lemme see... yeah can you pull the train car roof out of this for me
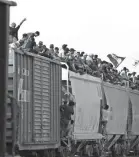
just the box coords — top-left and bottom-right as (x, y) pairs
(62, 66), (139, 94)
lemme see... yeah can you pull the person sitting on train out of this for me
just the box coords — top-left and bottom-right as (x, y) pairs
(74, 52), (85, 74)
(85, 54), (98, 76)
(81, 54), (93, 74)
(21, 35), (37, 53)
(105, 65), (113, 83)
(36, 41), (44, 52)
(9, 18), (27, 43)
(60, 47), (70, 62)
(48, 44), (55, 57)
(21, 31), (40, 53)
(34, 41), (44, 54)
(66, 48), (77, 72)
(52, 47), (61, 61)
(99, 61), (108, 81)
(20, 33), (28, 45)
(110, 68), (120, 84)
(39, 45), (50, 58)
(54, 47), (59, 57)
(91, 58), (100, 77)
(65, 48), (71, 59)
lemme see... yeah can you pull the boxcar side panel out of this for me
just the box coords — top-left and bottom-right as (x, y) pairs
(15, 52), (33, 145)
(103, 83), (129, 134)
(129, 90), (139, 135)
(12, 51), (61, 150)
(69, 72), (102, 140)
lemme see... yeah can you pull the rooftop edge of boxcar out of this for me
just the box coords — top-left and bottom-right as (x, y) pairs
(0, 0), (17, 6)
(103, 81), (139, 94)
(13, 48), (61, 66)
(67, 68), (139, 94)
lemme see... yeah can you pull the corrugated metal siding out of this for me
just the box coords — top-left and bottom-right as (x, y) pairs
(7, 48), (15, 143)
(15, 52), (33, 144)
(50, 62), (61, 143)
(33, 57), (51, 143)
(7, 49), (61, 150)
(32, 57), (61, 144)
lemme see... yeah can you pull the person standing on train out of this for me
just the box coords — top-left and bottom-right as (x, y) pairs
(132, 72), (137, 83)
(9, 18), (27, 43)
(120, 67), (129, 87)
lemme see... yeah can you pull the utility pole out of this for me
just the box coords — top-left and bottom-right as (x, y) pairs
(0, 1), (16, 156)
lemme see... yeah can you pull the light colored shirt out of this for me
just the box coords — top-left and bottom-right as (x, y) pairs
(59, 49), (65, 58)
(120, 71), (128, 80)
(86, 55), (92, 61)
(102, 109), (110, 121)
(132, 76), (136, 83)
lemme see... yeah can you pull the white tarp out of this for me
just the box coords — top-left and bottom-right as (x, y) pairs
(129, 91), (139, 135)
(69, 72), (103, 140)
(103, 84), (129, 134)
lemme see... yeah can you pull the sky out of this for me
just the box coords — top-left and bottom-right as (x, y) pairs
(10, 0), (139, 73)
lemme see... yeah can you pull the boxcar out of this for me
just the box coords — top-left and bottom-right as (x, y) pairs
(7, 48), (61, 156)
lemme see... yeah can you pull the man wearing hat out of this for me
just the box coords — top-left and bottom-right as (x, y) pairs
(37, 41), (44, 52)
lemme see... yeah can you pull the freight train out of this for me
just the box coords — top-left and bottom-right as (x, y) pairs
(6, 48), (139, 157)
